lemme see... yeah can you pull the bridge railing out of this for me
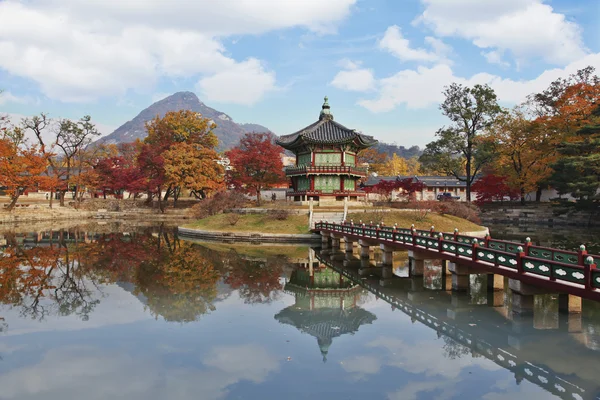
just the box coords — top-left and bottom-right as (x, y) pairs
(314, 221), (600, 292)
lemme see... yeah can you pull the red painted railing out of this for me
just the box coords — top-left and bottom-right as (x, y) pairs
(285, 165), (368, 176)
(314, 221), (600, 298)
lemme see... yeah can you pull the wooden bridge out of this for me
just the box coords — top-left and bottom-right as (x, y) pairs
(313, 221), (600, 305)
(314, 251), (600, 400)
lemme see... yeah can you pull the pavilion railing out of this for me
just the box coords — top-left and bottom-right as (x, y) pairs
(314, 221), (599, 291)
(284, 165), (368, 176)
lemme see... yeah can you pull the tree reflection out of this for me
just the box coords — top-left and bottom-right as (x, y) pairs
(223, 253), (284, 304)
(0, 232), (100, 321)
(136, 242), (220, 322)
(0, 227), (290, 324)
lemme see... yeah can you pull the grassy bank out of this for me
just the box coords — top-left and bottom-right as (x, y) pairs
(183, 213), (310, 234)
(183, 210), (484, 235)
(346, 211), (483, 233)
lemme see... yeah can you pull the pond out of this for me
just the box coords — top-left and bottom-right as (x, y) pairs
(0, 221), (599, 400)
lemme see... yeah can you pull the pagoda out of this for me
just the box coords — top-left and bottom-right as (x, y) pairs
(276, 97), (377, 203)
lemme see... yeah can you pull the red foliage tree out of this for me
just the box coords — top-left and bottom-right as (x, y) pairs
(94, 156), (146, 199)
(225, 132), (285, 205)
(471, 174), (520, 205)
(364, 177), (425, 202)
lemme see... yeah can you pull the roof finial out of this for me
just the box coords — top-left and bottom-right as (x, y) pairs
(319, 95), (333, 121)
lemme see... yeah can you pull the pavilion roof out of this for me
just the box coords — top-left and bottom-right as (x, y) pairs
(276, 96), (377, 150)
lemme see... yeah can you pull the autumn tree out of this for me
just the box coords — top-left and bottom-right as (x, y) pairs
(420, 83), (502, 201)
(358, 147), (388, 174)
(140, 110), (221, 210)
(527, 66), (600, 200)
(0, 130), (48, 210)
(54, 116), (100, 205)
(364, 177), (425, 203)
(226, 132), (285, 205)
(471, 174), (520, 206)
(378, 153), (409, 176)
(485, 107), (556, 204)
(163, 142), (224, 202)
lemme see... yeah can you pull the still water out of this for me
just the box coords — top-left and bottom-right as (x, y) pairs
(1, 221), (600, 400)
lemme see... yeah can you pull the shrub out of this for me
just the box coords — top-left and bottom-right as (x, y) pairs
(190, 190), (247, 219)
(266, 209), (290, 221)
(435, 201), (481, 224)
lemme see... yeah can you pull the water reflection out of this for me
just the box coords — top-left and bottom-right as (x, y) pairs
(1, 224), (600, 399)
(276, 258), (375, 362)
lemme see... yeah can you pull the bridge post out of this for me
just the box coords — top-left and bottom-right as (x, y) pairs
(558, 293), (583, 333)
(508, 279), (554, 315)
(558, 294), (582, 314)
(321, 232), (330, 248)
(344, 237), (355, 254)
(448, 262), (473, 292)
(329, 233), (340, 249)
(358, 239), (371, 259)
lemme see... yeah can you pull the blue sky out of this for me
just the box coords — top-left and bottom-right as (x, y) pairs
(0, 0), (599, 147)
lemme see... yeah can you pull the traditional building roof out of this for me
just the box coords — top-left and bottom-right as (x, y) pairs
(276, 96), (377, 150)
(363, 175), (471, 188)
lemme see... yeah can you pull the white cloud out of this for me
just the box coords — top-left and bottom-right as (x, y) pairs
(0, 344), (280, 400)
(415, 0), (587, 66)
(196, 58), (277, 105)
(482, 50), (510, 68)
(356, 52), (600, 112)
(0, 91), (36, 105)
(379, 25), (451, 64)
(330, 58), (376, 92)
(0, 0), (356, 103)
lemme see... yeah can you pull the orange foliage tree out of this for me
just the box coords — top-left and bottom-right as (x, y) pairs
(0, 134), (48, 210)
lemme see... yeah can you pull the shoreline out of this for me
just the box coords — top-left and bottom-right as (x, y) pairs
(177, 227), (321, 243)
(0, 208), (192, 225)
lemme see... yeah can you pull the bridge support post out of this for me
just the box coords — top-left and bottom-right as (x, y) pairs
(448, 262), (473, 292)
(558, 294), (582, 314)
(344, 238), (355, 254)
(329, 234), (340, 249)
(410, 259), (424, 276)
(487, 274), (504, 290)
(321, 233), (330, 248)
(380, 244), (394, 266)
(508, 279), (555, 315)
(358, 240), (372, 259)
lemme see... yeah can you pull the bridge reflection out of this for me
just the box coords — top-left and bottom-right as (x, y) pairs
(313, 248), (600, 400)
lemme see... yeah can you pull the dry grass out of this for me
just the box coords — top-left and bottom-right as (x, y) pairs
(183, 213), (310, 234)
(346, 211), (484, 233)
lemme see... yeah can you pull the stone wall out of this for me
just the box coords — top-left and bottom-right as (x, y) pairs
(481, 203), (599, 227)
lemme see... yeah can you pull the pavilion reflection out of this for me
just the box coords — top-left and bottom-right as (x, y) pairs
(275, 251), (376, 362)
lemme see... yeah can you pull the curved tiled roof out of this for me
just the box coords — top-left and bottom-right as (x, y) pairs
(276, 97), (377, 150)
(277, 118), (377, 149)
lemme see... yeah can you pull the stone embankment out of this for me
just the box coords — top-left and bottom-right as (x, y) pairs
(481, 203), (598, 227)
(0, 207), (192, 225)
(177, 227), (321, 243)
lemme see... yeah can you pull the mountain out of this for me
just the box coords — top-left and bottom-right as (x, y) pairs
(97, 92), (272, 150)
